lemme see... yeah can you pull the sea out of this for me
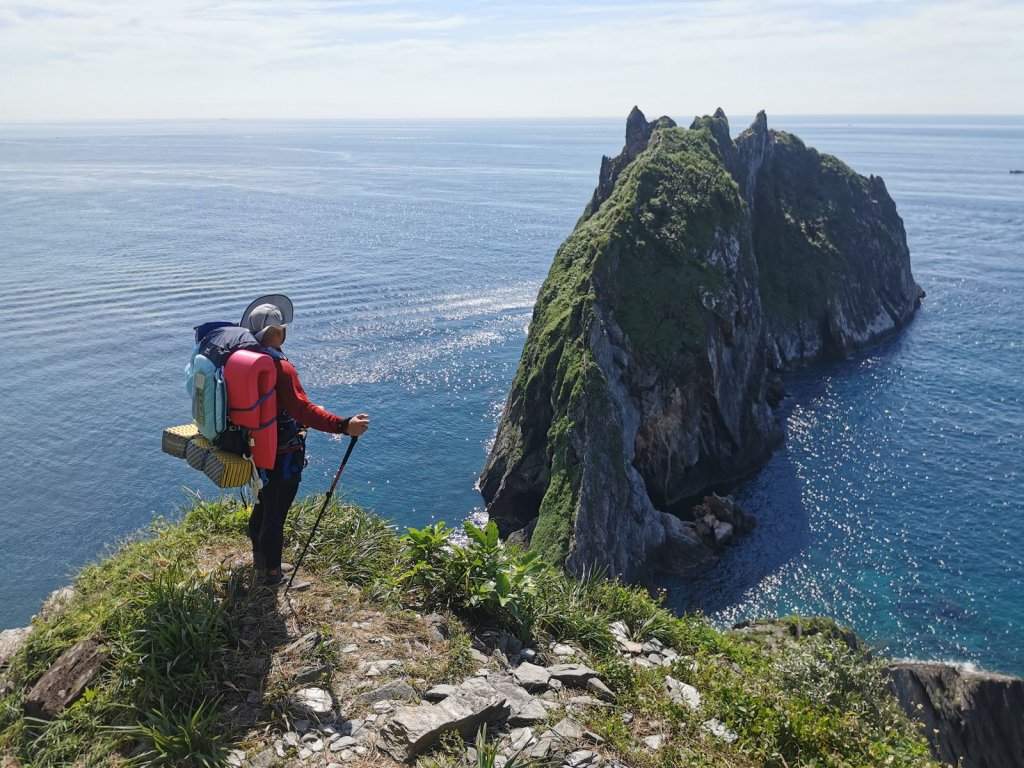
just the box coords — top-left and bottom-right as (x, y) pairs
(1, 115), (1021, 676)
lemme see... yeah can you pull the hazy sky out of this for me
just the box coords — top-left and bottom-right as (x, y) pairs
(1, 0), (1022, 120)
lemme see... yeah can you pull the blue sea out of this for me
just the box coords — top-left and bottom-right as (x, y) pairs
(2, 116), (1022, 676)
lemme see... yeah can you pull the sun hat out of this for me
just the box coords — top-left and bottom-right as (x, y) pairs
(241, 293), (294, 342)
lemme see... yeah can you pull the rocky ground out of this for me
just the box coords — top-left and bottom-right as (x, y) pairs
(2, 566), (749, 768)
(0, 498), (953, 767)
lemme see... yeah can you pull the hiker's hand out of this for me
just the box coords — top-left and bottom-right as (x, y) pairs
(347, 414), (370, 436)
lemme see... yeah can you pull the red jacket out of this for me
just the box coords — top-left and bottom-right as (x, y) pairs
(273, 358), (349, 435)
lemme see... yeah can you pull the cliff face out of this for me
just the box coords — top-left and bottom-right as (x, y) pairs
(887, 662), (1024, 768)
(480, 108), (921, 579)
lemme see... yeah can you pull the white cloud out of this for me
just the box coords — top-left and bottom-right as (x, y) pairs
(0, 0), (1020, 119)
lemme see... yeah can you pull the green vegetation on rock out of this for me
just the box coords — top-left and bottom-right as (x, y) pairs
(495, 122), (743, 566)
(752, 135), (877, 322)
(606, 126), (737, 375)
(0, 497), (937, 767)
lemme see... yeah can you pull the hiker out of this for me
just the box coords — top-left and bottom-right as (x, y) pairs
(241, 299), (370, 588)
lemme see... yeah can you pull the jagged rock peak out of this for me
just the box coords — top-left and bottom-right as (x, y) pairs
(624, 106), (652, 157)
(589, 108), (677, 215)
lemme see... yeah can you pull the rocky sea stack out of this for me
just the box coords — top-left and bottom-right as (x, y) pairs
(480, 107), (923, 580)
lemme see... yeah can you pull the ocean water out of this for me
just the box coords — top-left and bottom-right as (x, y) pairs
(2, 116), (1022, 675)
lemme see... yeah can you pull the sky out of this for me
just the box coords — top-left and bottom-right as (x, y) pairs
(1, 0), (1022, 120)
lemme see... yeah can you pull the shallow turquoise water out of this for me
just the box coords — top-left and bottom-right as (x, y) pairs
(2, 116), (1021, 674)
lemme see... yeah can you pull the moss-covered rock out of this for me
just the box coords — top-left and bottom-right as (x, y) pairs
(481, 107), (921, 578)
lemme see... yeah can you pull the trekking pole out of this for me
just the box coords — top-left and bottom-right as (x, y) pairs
(286, 435), (359, 593)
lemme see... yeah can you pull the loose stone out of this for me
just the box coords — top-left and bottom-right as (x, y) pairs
(293, 687), (333, 714)
(552, 717), (585, 741)
(512, 661), (551, 691)
(565, 749), (601, 767)
(643, 734), (663, 750)
(424, 684), (457, 702)
(329, 735), (356, 752)
(703, 718), (739, 744)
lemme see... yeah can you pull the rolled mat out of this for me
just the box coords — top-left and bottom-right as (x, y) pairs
(162, 424), (200, 459)
(203, 448), (253, 488)
(185, 434), (214, 471)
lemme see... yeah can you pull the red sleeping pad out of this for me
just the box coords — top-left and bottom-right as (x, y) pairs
(224, 349), (278, 469)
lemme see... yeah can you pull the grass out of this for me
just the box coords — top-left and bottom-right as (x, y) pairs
(0, 496), (939, 768)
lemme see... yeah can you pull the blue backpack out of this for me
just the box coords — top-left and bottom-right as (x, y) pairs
(185, 323), (263, 441)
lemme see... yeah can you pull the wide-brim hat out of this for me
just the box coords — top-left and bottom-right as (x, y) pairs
(241, 294), (294, 340)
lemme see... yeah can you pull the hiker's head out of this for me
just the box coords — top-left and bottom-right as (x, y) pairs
(245, 303), (289, 347)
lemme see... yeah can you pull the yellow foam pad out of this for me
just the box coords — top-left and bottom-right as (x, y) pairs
(185, 434), (214, 471)
(203, 449), (253, 488)
(162, 424), (200, 459)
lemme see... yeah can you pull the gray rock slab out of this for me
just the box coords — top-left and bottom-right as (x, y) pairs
(565, 749), (601, 766)
(551, 716), (585, 741)
(0, 627), (32, 668)
(423, 683), (457, 702)
(248, 748), (275, 768)
(512, 661), (551, 691)
(378, 677), (511, 762)
(291, 664), (331, 685)
(586, 677), (615, 701)
(506, 726), (535, 753)
(24, 639), (108, 719)
(702, 717), (739, 744)
(39, 587), (76, 621)
(527, 736), (555, 759)
(359, 679), (417, 705)
(547, 663), (600, 687)
(615, 637), (644, 655)
(665, 676), (701, 710)
(293, 687), (333, 715)
(490, 679), (548, 726)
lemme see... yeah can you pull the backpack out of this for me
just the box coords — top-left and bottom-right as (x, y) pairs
(185, 322), (262, 446)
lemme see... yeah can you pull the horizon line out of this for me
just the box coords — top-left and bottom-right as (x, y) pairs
(3, 112), (1024, 126)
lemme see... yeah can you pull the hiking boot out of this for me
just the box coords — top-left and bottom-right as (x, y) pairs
(253, 553), (293, 574)
(263, 571), (310, 592)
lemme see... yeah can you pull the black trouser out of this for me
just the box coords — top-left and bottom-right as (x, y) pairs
(248, 448), (305, 571)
